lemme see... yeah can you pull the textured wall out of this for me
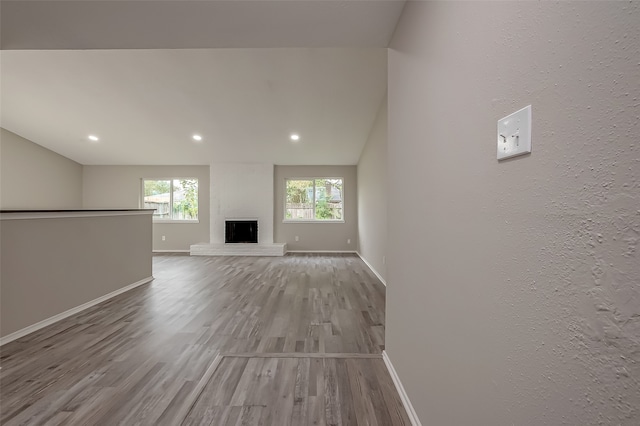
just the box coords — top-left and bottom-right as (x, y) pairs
(387, 2), (639, 425)
(274, 165), (357, 251)
(357, 99), (388, 280)
(0, 128), (82, 209)
(83, 165), (210, 251)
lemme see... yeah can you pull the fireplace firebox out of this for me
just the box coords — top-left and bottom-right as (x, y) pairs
(225, 220), (258, 244)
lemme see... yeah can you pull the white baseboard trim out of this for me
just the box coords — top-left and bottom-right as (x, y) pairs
(0, 276), (154, 346)
(382, 350), (422, 426)
(153, 250), (190, 253)
(356, 252), (387, 286)
(286, 250), (357, 254)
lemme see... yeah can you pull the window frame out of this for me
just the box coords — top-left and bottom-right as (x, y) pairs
(283, 177), (345, 223)
(141, 177), (200, 223)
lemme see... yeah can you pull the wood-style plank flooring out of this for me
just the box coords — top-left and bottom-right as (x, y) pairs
(183, 356), (408, 426)
(0, 254), (408, 425)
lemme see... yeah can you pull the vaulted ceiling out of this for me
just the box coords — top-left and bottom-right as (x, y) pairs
(0, 1), (404, 165)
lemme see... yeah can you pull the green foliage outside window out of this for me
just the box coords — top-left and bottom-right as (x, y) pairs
(143, 178), (198, 220)
(173, 179), (198, 220)
(144, 180), (170, 197)
(285, 178), (343, 221)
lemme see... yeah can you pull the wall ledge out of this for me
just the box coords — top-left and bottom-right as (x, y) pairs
(0, 209), (154, 220)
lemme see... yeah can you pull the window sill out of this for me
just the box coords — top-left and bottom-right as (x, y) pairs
(153, 219), (200, 224)
(282, 220), (345, 224)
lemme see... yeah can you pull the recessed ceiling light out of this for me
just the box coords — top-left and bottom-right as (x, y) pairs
(192, 134), (203, 141)
(290, 133), (300, 141)
(88, 135), (99, 142)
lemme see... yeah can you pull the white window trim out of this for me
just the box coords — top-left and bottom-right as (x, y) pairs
(141, 177), (200, 223)
(283, 177), (345, 223)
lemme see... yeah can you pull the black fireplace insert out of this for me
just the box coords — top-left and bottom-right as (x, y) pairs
(225, 220), (258, 243)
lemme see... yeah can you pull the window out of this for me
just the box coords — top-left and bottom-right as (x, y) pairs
(142, 178), (198, 221)
(285, 178), (343, 221)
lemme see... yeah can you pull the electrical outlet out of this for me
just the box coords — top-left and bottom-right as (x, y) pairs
(295, 235), (299, 242)
(347, 238), (351, 244)
(162, 235), (166, 241)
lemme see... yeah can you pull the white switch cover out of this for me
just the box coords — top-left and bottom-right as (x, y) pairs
(497, 105), (532, 160)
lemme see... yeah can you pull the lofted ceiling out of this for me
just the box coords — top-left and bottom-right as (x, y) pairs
(0, 0), (405, 50)
(1, 48), (387, 165)
(0, 1), (403, 166)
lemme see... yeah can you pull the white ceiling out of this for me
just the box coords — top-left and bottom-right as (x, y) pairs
(0, 1), (401, 166)
(1, 0), (405, 50)
(1, 48), (387, 165)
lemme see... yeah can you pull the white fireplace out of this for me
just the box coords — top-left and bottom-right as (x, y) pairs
(190, 163), (286, 256)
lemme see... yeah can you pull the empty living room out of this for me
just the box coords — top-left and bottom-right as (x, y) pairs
(1, 1), (639, 425)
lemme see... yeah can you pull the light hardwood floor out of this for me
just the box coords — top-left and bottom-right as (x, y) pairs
(0, 254), (409, 425)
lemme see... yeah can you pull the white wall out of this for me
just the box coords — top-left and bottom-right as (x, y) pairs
(1, 212), (152, 338)
(274, 165), (357, 251)
(83, 165), (210, 251)
(387, 2), (640, 425)
(0, 128), (82, 209)
(357, 99), (387, 281)
(210, 163), (274, 244)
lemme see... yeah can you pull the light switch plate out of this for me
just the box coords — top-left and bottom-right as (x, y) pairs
(497, 105), (532, 160)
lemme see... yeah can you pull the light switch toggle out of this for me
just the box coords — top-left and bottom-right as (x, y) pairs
(497, 105), (532, 160)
